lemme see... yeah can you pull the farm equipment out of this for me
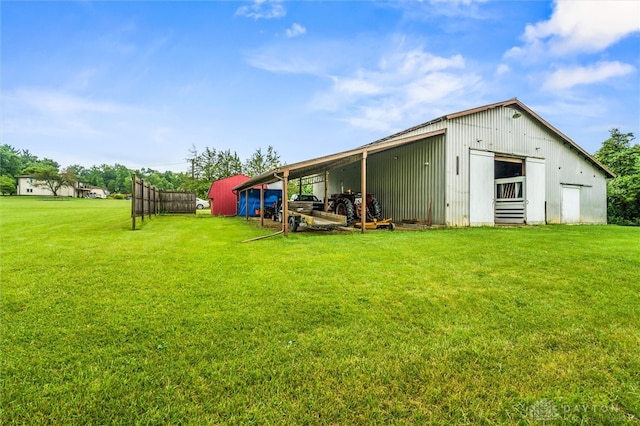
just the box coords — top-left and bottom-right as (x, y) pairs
(329, 190), (383, 226)
(287, 210), (347, 232)
(355, 217), (395, 230)
(274, 195), (348, 232)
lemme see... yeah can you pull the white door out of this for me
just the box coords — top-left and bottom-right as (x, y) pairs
(526, 158), (546, 224)
(469, 150), (495, 226)
(561, 186), (580, 224)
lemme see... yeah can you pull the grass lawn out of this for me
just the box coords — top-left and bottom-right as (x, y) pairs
(1, 196), (639, 424)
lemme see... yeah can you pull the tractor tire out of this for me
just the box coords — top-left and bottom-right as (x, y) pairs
(370, 198), (383, 220)
(335, 198), (356, 225)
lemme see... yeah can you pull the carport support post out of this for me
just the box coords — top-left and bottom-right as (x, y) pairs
(324, 171), (329, 212)
(361, 151), (367, 234)
(245, 189), (249, 221)
(283, 170), (289, 236)
(260, 185), (264, 227)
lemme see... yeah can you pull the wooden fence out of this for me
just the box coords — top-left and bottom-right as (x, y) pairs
(160, 191), (196, 214)
(131, 174), (196, 230)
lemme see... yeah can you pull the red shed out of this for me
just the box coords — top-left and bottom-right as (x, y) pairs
(207, 174), (250, 216)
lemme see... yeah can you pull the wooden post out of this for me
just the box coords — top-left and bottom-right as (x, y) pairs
(131, 174), (136, 230)
(324, 171), (329, 212)
(361, 151), (367, 234)
(283, 170), (289, 236)
(260, 185), (264, 227)
(245, 189), (249, 221)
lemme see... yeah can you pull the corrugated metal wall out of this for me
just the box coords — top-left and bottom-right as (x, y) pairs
(325, 135), (446, 224)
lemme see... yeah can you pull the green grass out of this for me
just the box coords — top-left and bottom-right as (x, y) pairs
(1, 196), (639, 425)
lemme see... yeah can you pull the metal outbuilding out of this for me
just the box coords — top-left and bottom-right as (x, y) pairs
(234, 99), (614, 235)
(207, 174), (250, 216)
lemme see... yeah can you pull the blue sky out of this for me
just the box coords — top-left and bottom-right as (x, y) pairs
(2, 0), (639, 172)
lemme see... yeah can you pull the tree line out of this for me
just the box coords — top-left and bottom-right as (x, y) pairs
(594, 129), (640, 225)
(0, 144), (282, 199)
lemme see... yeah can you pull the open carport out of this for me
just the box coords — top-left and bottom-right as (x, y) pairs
(233, 129), (446, 236)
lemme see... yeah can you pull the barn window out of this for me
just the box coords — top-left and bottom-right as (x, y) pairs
(494, 157), (523, 178)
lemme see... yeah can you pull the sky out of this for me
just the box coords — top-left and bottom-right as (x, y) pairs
(2, 0), (639, 173)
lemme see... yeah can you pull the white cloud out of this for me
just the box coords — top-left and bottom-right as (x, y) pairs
(332, 74), (383, 96)
(495, 64), (510, 76)
(315, 48), (479, 131)
(286, 23), (306, 38)
(543, 61), (636, 91)
(246, 36), (482, 131)
(236, 0), (285, 20)
(7, 88), (132, 116)
(394, 50), (465, 74)
(2, 88), (148, 143)
(245, 40), (349, 74)
(507, 0), (640, 58)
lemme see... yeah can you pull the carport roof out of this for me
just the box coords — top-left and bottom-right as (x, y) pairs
(233, 128), (447, 191)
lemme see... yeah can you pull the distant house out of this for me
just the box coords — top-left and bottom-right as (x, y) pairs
(87, 187), (108, 199)
(16, 175), (105, 198)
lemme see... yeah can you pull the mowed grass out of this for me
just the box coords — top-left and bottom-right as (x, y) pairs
(1, 197), (639, 425)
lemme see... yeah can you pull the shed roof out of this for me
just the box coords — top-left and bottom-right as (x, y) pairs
(234, 128), (446, 191)
(234, 98), (614, 192)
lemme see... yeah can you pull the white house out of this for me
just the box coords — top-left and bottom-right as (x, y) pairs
(16, 175), (105, 198)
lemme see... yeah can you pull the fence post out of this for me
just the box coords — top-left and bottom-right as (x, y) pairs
(131, 174), (136, 230)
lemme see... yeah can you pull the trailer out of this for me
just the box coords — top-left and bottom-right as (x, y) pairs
(287, 209), (347, 232)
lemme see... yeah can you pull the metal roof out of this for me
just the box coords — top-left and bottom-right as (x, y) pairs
(234, 98), (614, 192)
(362, 98), (614, 178)
(233, 128), (447, 191)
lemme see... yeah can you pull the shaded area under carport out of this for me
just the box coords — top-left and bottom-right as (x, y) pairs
(233, 128), (446, 236)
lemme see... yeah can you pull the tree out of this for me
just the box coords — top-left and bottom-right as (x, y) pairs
(0, 144), (24, 178)
(594, 129), (640, 225)
(0, 175), (17, 195)
(215, 149), (243, 179)
(594, 129), (640, 176)
(244, 145), (281, 177)
(24, 166), (76, 196)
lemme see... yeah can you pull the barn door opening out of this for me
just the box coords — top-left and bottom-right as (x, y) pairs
(494, 157), (525, 224)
